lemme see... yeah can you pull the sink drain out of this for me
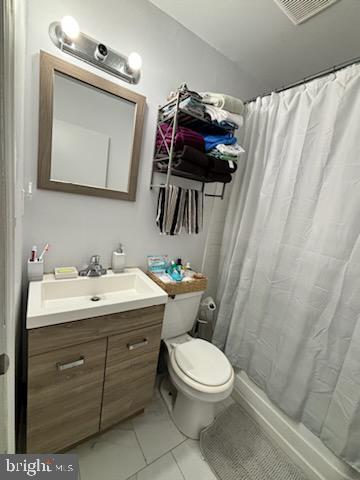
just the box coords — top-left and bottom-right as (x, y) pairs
(90, 295), (101, 302)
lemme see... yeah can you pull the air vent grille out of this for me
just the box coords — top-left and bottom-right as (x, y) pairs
(273, 0), (339, 25)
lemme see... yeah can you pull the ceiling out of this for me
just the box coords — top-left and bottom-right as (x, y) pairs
(149, 0), (360, 97)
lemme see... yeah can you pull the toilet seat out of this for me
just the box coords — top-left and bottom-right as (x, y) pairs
(169, 338), (234, 394)
(174, 339), (233, 387)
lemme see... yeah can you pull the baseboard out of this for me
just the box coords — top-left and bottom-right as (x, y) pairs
(232, 372), (359, 480)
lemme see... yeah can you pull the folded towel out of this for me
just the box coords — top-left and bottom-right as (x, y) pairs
(172, 159), (206, 177)
(204, 104), (244, 129)
(203, 133), (237, 152)
(156, 159), (206, 178)
(156, 145), (210, 177)
(218, 120), (239, 130)
(156, 145), (209, 177)
(181, 145), (209, 169)
(167, 83), (203, 102)
(209, 157), (238, 174)
(162, 95), (206, 121)
(200, 92), (244, 115)
(216, 143), (245, 156)
(209, 151), (240, 162)
(206, 171), (233, 183)
(156, 123), (205, 154)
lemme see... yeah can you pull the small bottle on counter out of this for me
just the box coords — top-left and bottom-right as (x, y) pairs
(184, 262), (195, 278)
(112, 243), (126, 273)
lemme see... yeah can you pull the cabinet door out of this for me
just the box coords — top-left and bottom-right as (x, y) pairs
(27, 338), (106, 453)
(101, 324), (162, 430)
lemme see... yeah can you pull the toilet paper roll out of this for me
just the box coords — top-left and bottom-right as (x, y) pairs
(201, 296), (216, 311)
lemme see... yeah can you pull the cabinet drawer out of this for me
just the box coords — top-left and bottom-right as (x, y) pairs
(27, 338), (106, 453)
(28, 305), (164, 356)
(101, 324), (162, 430)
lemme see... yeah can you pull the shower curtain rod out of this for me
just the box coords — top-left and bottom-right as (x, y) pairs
(245, 54), (360, 104)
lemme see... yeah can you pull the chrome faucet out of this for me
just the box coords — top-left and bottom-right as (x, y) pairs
(79, 255), (107, 277)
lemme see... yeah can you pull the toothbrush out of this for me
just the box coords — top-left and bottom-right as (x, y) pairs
(30, 246), (37, 262)
(39, 243), (49, 261)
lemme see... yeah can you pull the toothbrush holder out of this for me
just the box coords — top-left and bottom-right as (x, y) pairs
(27, 259), (44, 282)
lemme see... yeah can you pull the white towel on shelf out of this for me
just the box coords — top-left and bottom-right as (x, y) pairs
(200, 92), (244, 115)
(216, 143), (245, 157)
(204, 104), (244, 129)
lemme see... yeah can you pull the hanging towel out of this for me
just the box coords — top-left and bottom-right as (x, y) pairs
(156, 185), (186, 235)
(204, 104), (244, 129)
(156, 123), (205, 155)
(183, 188), (203, 234)
(156, 186), (203, 235)
(200, 92), (244, 115)
(203, 133), (237, 152)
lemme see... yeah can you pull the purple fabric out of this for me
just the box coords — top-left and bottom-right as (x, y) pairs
(156, 123), (205, 154)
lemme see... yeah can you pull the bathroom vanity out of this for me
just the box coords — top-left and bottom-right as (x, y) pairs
(25, 269), (167, 453)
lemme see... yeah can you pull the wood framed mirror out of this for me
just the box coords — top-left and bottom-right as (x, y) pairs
(38, 51), (146, 201)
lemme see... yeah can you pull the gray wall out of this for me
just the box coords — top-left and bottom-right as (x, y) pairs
(23, 0), (256, 273)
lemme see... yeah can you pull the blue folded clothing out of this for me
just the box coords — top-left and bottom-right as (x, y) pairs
(203, 133), (237, 152)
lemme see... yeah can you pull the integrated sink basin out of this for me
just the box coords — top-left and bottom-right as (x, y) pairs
(27, 267), (168, 329)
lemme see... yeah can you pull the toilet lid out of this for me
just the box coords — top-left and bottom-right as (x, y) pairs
(173, 339), (232, 387)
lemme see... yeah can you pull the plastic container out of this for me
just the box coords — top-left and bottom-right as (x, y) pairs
(112, 251), (126, 273)
(27, 259), (44, 282)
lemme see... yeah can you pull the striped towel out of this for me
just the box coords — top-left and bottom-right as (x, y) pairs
(156, 186), (203, 235)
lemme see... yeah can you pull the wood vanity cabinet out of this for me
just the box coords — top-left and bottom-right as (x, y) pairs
(26, 305), (165, 453)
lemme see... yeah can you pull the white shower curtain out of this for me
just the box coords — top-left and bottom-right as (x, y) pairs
(213, 64), (360, 471)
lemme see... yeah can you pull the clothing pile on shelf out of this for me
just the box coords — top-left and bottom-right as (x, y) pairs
(198, 91), (245, 166)
(162, 91), (206, 121)
(164, 84), (244, 130)
(155, 123), (205, 156)
(207, 142), (244, 176)
(156, 185), (203, 235)
(202, 132), (236, 152)
(156, 145), (207, 177)
(155, 85), (245, 183)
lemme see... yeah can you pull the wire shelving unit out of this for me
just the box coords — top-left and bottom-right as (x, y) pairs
(150, 89), (237, 200)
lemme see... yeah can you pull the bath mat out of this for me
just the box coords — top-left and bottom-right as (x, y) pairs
(200, 404), (308, 480)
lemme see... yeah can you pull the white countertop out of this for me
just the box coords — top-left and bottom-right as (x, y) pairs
(26, 268), (168, 329)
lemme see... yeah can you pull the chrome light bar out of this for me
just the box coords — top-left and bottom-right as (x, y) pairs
(49, 19), (142, 84)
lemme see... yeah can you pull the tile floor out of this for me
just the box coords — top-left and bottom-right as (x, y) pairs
(70, 385), (234, 480)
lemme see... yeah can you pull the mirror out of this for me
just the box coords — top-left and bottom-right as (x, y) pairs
(38, 51), (146, 201)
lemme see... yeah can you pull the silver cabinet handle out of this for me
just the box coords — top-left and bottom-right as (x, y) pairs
(127, 339), (148, 351)
(56, 356), (85, 371)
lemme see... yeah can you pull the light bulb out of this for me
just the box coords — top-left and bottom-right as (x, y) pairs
(60, 16), (80, 40)
(127, 52), (142, 71)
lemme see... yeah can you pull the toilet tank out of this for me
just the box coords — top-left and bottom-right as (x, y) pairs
(161, 291), (204, 339)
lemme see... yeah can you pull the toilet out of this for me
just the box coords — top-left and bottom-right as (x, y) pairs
(160, 291), (234, 439)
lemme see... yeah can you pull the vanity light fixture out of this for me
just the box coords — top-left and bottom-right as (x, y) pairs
(49, 16), (142, 84)
(60, 16), (80, 41)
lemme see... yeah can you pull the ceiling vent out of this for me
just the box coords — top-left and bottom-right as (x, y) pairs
(273, 0), (339, 25)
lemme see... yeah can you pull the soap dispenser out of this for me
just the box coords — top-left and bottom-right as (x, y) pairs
(112, 243), (126, 273)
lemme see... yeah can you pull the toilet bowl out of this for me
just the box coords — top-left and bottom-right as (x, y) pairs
(161, 333), (234, 439)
